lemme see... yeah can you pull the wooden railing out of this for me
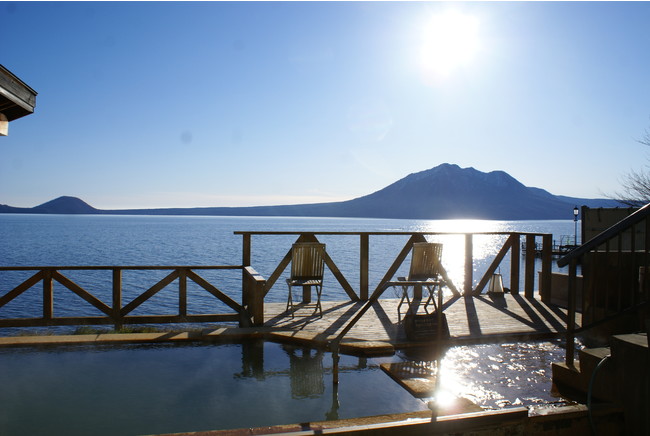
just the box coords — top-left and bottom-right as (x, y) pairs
(236, 231), (554, 308)
(558, 203), (650, 365)
(0, 265), (258, 329)
(0, 231), (556, 331)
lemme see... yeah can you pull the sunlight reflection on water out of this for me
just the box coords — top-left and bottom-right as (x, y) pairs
(401, 340), (570, 410)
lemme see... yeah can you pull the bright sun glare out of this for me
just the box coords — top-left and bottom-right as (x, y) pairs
(420, 10), (480, 81)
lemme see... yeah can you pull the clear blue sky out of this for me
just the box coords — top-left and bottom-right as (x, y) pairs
(2, 1), (650, 209)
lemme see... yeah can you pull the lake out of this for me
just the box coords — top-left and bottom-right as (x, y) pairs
(0, 214), (577, 322)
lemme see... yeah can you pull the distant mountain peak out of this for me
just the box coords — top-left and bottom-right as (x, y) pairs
(390, 163), (526, 193)
(33, 196), (97, 214)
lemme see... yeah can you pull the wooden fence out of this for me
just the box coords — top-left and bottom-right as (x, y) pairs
(0, 265), (258, 329)
(237, 231), (554, 319)
(0, 231), (555, 330)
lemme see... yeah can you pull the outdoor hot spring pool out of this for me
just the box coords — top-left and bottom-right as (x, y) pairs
(0, 339), (570, 435)
(0, 340), (427, 435)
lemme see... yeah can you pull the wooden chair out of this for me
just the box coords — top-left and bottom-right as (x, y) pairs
(286, 242), (326, 318)
(388, 242), (443, 320)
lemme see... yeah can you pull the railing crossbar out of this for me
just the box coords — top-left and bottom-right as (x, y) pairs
(0, 266), (246, 329)
(53, 271), (113, 317)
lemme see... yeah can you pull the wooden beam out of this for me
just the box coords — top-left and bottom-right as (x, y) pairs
(179, 268), (187, 317)
(321, 247), (359, 301)
(243, 266), (266, 326)
(524, 234), (536, 298)
(120, 270), (180, 316)
(565, 259), (578, 366)
(113, 268), (122, 330)
(43, 270), (53, 320)
(360, 234), (369, 300)
(372, 235), (420, 297)
(510, 234), (520, 294)
(0, 65), (37, 121)
(464, 234), (473, 295)
(541, 234), (552, 302)
(0, 270), (43, 308)
(186, 269), (242, 313)
(53, 271), (113, 316)
(264, 247), (292, 297)
(474, 235), (514, 295)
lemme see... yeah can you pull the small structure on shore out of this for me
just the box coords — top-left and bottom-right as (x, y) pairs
(0, 64), (37, 136)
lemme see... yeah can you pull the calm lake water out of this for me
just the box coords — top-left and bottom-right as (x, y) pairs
(0, 214), (576, 319)
(0, 214), (575, 433)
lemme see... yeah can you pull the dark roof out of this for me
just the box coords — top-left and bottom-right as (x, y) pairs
(0, 64), (37, 121)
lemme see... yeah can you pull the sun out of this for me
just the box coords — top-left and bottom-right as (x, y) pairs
(420, 10), (480, 81)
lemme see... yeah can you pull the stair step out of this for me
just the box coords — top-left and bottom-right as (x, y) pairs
(579, 347), (611, 363)
(551, 347), (616, 403)
(578, 347), (613, 381)
(551, 362), (586, 401)
(611, 333), (648, 352)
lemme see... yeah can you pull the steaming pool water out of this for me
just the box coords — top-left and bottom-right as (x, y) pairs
(0, 339), (571, 436)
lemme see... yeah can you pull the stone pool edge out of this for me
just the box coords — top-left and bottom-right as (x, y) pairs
(154, 404), (625, 436)
(0, 327), (396, 357)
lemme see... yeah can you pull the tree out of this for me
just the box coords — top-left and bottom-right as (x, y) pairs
(614, 127), (650, 207)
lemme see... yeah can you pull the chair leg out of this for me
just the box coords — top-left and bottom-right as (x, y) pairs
(286, 283), (294, 318)
(398, 285), (412, 321)
(423, 284), (437, 314)
(314, 284), (323, 318)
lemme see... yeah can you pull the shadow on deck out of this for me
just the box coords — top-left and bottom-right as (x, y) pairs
(263, 294), (581, 348)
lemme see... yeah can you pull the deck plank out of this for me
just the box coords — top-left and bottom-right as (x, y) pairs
(263, 294), (581, 347)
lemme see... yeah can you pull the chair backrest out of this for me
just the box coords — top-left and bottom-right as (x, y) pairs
(291, 243), (326, 280)
(408, 242), (443, 281)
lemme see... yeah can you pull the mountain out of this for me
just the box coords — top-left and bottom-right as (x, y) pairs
(0, 164), (621, 220)
(0, 196), (98, 214)
(319, 164), (619, 220)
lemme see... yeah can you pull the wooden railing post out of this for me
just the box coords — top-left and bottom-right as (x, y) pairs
(244, 266), (266, 326)
(242, 233), (251, 266)
(510, 234), (520, 295)
(242, 233), (253, 316)
(464, 234), (473, 295)
(113, 268), (123, 330)
(566, 259), (578, 366)
(179, 268), (187, 318)
(360, 234), (369, 300)
(43, 269), (53, 321)
(253, 273), (265, 326)
(541, 234), (552, 302)
(524, 234), (536, 298)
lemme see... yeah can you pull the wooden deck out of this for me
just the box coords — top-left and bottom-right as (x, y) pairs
(263, 294), (581, 348)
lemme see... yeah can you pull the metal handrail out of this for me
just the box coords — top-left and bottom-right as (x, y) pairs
(557, 202), (650, 267)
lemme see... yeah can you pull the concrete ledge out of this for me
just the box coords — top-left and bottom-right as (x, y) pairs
(0, 331), (202, 347)
(267, 330), (335, 348)
(202, 327), (267, 342)
(339, 339), (394, 357)
(0, 329), (395, 357)
(159, 404), (625, 436)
